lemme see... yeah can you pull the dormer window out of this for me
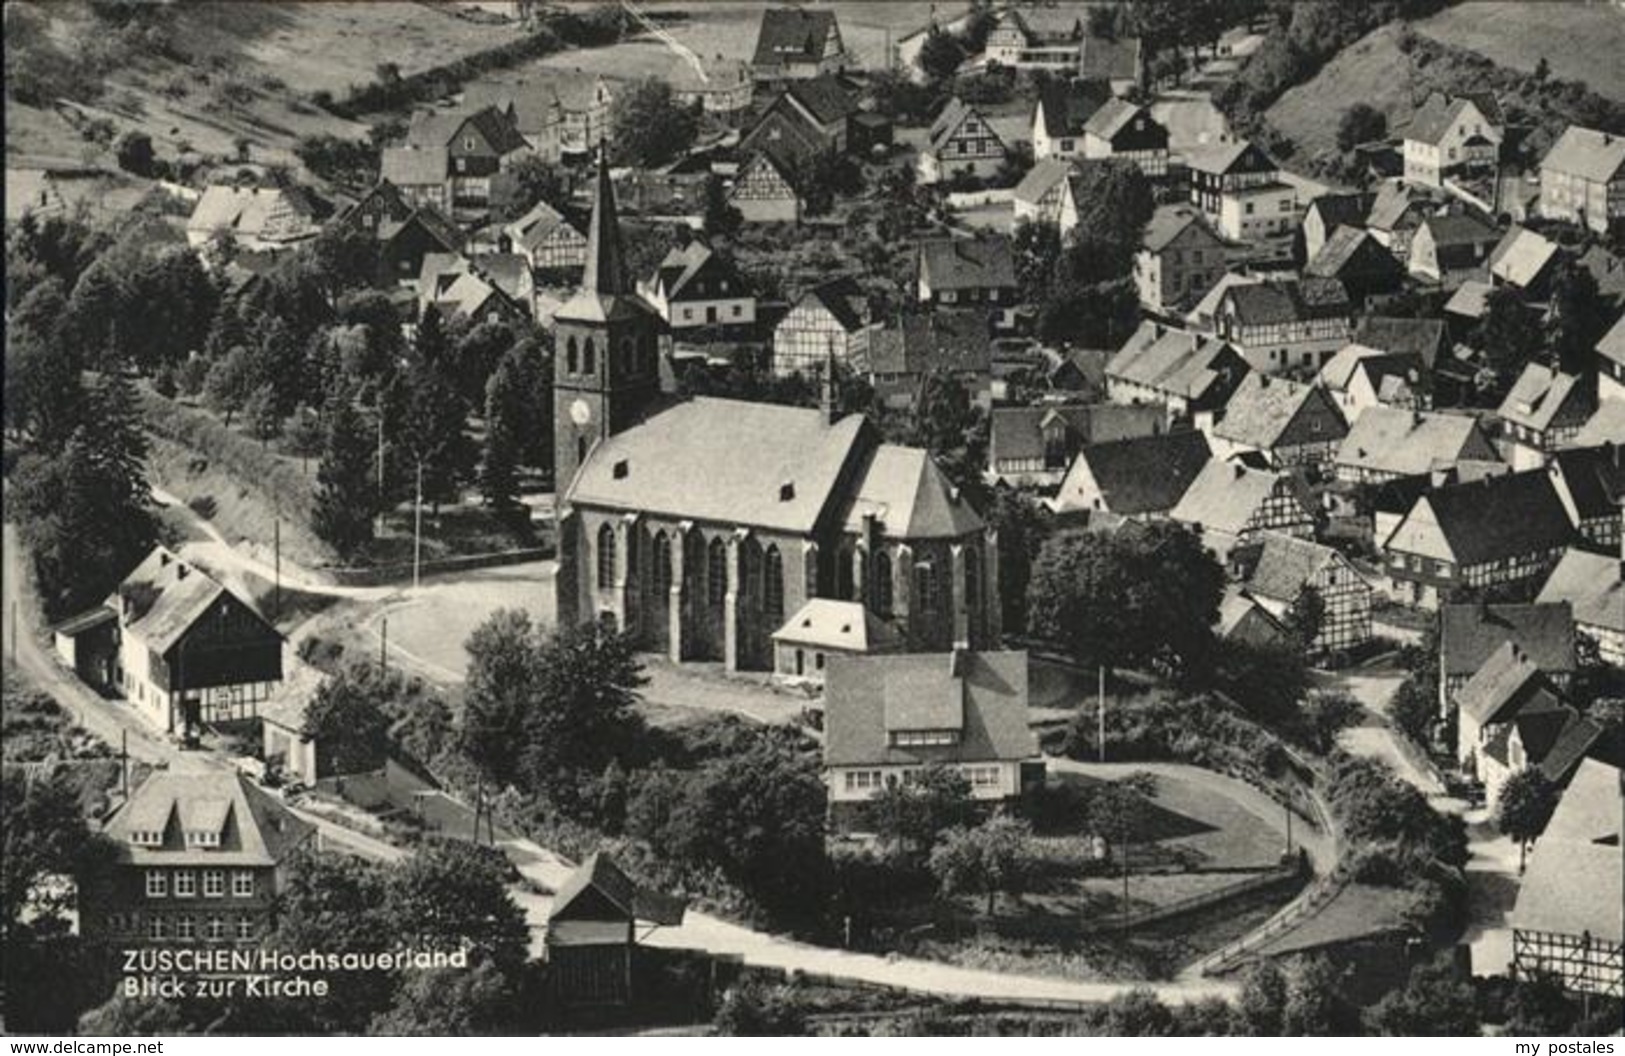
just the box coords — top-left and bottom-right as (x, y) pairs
(186, 829), (221, 848)
(890, 729), (960, 747)
(131, 830), (162, 847)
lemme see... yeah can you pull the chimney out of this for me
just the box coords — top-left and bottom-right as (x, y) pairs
(176, 564), (189, 581)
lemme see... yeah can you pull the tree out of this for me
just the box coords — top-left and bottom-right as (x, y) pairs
(1299, 691), (1362, 755)
(1281, 955), (1356, 1035)
(609, 76), (698, 168)
(1284, 584), (1325, 650)
(245, 383), (281, 446)
(1495, 767), (1559, 872)
(203, 346), (257, 426)
(3, 328), (83, 446)
(1364, 956), (1480, 1036)
(1235, 959), (1287, 1036)
(702, 173), (742, 239)
(480, 360), (522, 509)
(919, 26), (967, 81)
(285, 402), (325, 472)
(1335, 103), (1387, 152)
(867, 763), (975, 858)
(1013, 219), (1064, 305)
(983, 487), (1052, 634)
(1027, 523), (1223, 678)
(928, 815), (1032, 914)
(454, 321), (517, 408)
(1544, 259), (1606, 376)
(714, 982), (809, 1037)
(1390, 673), (1438, 749)
(270, 851), (401, 1032)
(1065, 160), (1155, 283)
(311, 386), (375, 560)
(398, 307), (474, 512)
(1504, 970), (1579, 1035)
(491, 154), (566, 224)
(385, 840), (529, 973)
(1477, 285), (1541, 393)
(115, 130), (156, 176)
(302, 665), (395, 776)
(369, 962), (515, 1035)
(60, 258), (123, 367)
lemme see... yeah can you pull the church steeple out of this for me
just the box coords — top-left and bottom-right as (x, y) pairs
(581, 151), (629, 296)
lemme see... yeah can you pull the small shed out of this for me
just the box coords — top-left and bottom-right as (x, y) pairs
(771, 598), (902, 683)
(546, 853), (686, 1008)
(51, 606), (118, 691)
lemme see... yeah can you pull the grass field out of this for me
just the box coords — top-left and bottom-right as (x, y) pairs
(1267, 23), (1417, 159)
(1412, 1), (1625, 103)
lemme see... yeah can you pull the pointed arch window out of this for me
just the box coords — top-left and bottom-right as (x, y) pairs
(915, 562), (937, 615)
(763, 545), (784, 622)
(964, 546), (980, 611)
(582, 337), (596, 375)
(652, 531), (672, 593)
(872, 549), (893, 617)
(836, 544), (855, 601)
(707, 537), (728, 614)
(566, 336), (580, 373)
(596, 523), (616, 589)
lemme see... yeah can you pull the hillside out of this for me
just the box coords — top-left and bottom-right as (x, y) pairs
(5, 2), (526, 173)
(1266, 24), (1419, 160)
(1412, 1), (1625, 104)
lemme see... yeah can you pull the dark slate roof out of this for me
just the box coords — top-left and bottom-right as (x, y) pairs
(866, 310), (993, 376)
(1534, 713), (1604, 784)
(1306, 191), (1374, 231)
(1214, 374), (1345, 450)
(1036, 79), (1113, 138)
(798, 275), (869, 332)
(1105, 322), (1246, 401)
(1073, 430), (1213, 516)
(53, 605), (117, 638)
(754, 7), (838, 68)
(919, 234), (1017, 292)
(1353, 315), (1447, 369)
(549, 852), (686, 927)
(1440, 601), (1578, 679)
(988, 403), (1162, 465)
(1550, 443), (1625, 523)
(1420, 470), (1578, 567)
(1246, 532), (1344, 604)
(1142, 203), (1222, 253)
(1079, 34), (1141, 82)
(112, 547), (245, 657)
(1305, 225), (1402, 283)
(1222, 278), (1350, 326)
(1405, 91), (1501, 147)
(784, 73), (857, 126)
(380, 146), (448, 187)
(823, 650), (1038, 768)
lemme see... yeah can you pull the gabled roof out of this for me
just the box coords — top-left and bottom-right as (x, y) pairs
(186, 185), (321, 242)
(1142, 203), (1223, 253)
(1036, 80), (1113, 138)
(993, 7), (1081, 43)
(1246, 531), (1349, 604)
(1169, 461), (1302, 538)
(1367, 181), (1433, 232)
(1512, 756), (1624, 943)
(462, 80), (563, 138)
(1595, 312), (1625, 370)
(1488, 226), (1560, 289)
(989, 403), (1163, 466)
(929, 97), (995, 153)
(1405, 91), (1501, 148)
(1499, 364), (1589, 432)
(783, 74), (857, 127)
(103, 770), (314, 868)
(1079, 34), (1141, 82)
(792, 275), (869, 332)
(649, 239), (739, 301)
(1420, 211), (1500, 248)
(1221, 278), (1351, 327)
(1067, 430), (1213, 516)
(1105, 322), (1246, 400)
(1413, 470), (1577, 568)
(1440, 601), (1577, 679)
(1335, 407), (1496, 478)
(1319, 343), (1419, 392)
(772, 598), (902, 653)
(380, 146), (449, 187)
(754, 7), (839, 67)
(823, 651), (1038, 768)
(1572, 399), (1625, 447)
(506, 198), (583, 253)
(1082, 98), (1150, 140)
(1538, 548), (1625, 635)
(866, 310), (992, 376)
(408, 105), (527, 155)
(1444, 279), (1494, 319)
(1013, 156), (1073, 205)
(1305, 225), (1401, 282)
(1539, 124), (1625, 184)
(1185, 139), (1269, 177)
(112, 547), (243, 657)
(1304, 191), (1374, 231)
(1217, 585), (1288, 645)
(1214, 374), (1345, 450)
(919, 234), (1017, 292)
(1549, 442), (1625, 523)
(1458, 641), (1555, 726)
(548, 852), (686, 927)
(1353, 315), (1447, 369)
(845, 444), (986, 540)
(731, 150), (801, 201)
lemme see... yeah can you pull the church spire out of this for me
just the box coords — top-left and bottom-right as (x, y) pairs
(581, 151), (629, 295)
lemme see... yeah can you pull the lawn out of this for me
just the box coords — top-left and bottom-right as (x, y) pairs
(1266, 23), (1417, 160)
(1412, 1), (1625, 103)
(370, 561), (556, 681)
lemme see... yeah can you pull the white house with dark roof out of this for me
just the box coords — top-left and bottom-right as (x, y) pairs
(729, 151), (802, 224)
(1332, 406), (1499, 484)
(773, 275), (875, 377)
(1383, 470), (1579, 609)
(986, 403), (1163, 488)
(1212, 277), (1354, 373)
(1052, 429), (1213, 520)
(1012, 157), (1080, 232)
(822, 650), (1041, 824)
(771, 598), (902, 683)
(1438, 601), (1578, 718)
(1401, 91), (1502, 190)
(917, 234), (1018, 322)
(1243, 531), (1373, 653)
(1031, 79), (1113, 161)
(919, 97), (1007, 185)
(1407, 212), (1499, 288)
(1134, 203), (1231, 315)
(751, 6), (846, 81)
(1548, 443), (1625, 553)
(505, 198), (586, 273)
(185, 185), (323, 254)
(84, 770), (314, 948)
(1319, 343), (1432, 416)
(1497, 364), (1595, 469)
(1597, 313), (1625, 403)
(102, 547), (282, 736)
(1489, 226), (1564, 297)
(1208, 372), (1349, 470)
(1187, 140), (1296, 242)
(1511, 757), (1623, 996)
(637, 239), (754, 330)
(1538, 548), (1625, 668)
(1538, 124), (1625, 234)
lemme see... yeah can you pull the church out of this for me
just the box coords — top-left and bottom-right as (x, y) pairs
(551, 158), (1002, 671)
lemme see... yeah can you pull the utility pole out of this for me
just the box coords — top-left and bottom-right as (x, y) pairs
(121, 730), (129, 796)
(273, 519), (282, 621)
(379, 616), (388, 672)
(1098, 665), (1106, 763)
(413, 459), (424, 590)
(9, 600), (16, 665)
(1286, 803), (1294, 857)
(376, 403), (386, 538)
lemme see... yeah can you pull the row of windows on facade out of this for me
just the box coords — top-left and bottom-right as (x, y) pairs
(594, 526), (977, 620)
(145, 868), (256, 899)
(110, 913), (258, 941)
(562, 332), (657, 376)
(842, 764), (1001, 791)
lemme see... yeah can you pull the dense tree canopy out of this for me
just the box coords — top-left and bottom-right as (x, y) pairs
(609, 77), (699, 168)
